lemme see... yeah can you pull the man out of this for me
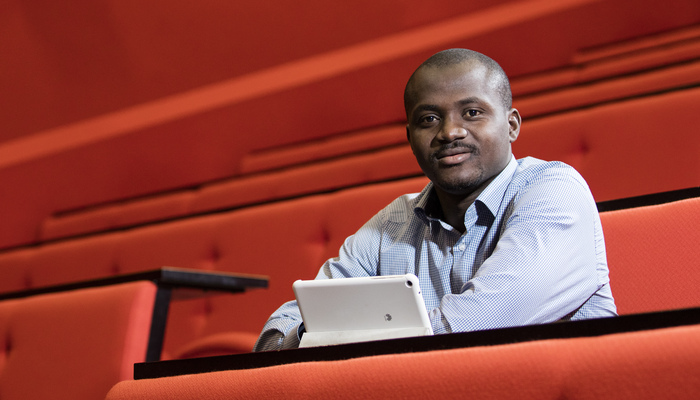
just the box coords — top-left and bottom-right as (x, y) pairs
(254, 48), (617, 351)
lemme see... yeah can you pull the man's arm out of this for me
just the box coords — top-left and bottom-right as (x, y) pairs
(253, 209), (386, 351)
(253, 300), (306, 351)
(430, 165), (615, 334)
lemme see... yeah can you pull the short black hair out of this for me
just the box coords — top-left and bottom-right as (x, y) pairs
(404, 48), (512, 115)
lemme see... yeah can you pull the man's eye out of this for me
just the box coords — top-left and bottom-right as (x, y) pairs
(421, 115), (438, 124)
(465, 109), (480, 117)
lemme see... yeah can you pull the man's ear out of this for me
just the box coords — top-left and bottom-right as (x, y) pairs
(507, 108), (521, 143)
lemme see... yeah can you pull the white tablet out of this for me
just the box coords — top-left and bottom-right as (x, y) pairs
(292, 274), (434, 347)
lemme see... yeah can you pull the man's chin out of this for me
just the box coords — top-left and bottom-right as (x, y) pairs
(432, 177), (482, 196)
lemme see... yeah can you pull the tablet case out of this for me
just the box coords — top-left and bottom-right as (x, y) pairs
(293, 274), (434, 347)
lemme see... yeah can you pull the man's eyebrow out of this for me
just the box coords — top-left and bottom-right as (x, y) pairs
(457, 97), (483, 106)
(412, 104), (441, 114)
(410, 97), (488, 118)
(413, 97), (484, 112)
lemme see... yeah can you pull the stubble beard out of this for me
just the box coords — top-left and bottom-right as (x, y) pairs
(425, 144), (486, 196)
(432, 165), (486, 196)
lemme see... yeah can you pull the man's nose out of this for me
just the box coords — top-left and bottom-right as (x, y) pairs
(437, 116), (468, 142)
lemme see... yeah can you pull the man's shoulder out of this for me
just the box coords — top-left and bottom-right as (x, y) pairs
(513, 157), (588, 187)
(515, 156), (576, 173)
(509, 157), (595, 206)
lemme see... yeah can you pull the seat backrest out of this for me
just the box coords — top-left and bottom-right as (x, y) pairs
(0, 282), (156, 400)
(600, 195), (700, 315)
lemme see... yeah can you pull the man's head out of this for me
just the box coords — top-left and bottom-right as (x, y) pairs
(404, 48), (521, 200)
(405, 48), (512, 113)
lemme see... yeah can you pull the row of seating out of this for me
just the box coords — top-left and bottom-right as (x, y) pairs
(7, 24), (692, 247)
(36, 84), (700, 242)
(107, 320), (700, 400)
(242, 27), (700, 174)
(0, 186), (696, 400)
(3, 177), (700, 363)
(1, 58), (698, 364)
(0, 176), (429, 359)
(1, 22), (697, 252)
(510, 24), (700, 96)
(0, 282), (156, 400)
(0, 20), (698, 400)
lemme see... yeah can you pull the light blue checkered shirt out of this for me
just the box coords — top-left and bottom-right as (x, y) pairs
(254, 156), (617, 351)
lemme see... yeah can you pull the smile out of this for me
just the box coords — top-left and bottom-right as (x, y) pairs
(434, 146), (475, 166)
(438, 152), (470, 165)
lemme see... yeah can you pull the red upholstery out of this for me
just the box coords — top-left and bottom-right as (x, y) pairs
(37, 145), (422, 242)
(238, 124), (407, 174)
(516, 58), (700, 117)
(35, 82), (700, 242)
(106, 323), (700, 400)
(2, 4), (699, 251)
(0, 249), (30, 293)
(40, 192), (196, 242)
(5, 180), (700, 360)
(25, 233), (123, 288)
(158, 177), (430, 356)
(191, 145), (421, 213)
(601, 196), (700, 315)
(171, 332), (261, 360)
(511, 26), (700, 96)
(0, 8), (696, 400)
(0, 282), (156, 400)
(0, 177), (430, 358)
(513, 87), (700, 201)
(572, 24), (700, 64)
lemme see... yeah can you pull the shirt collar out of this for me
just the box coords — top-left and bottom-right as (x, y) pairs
(414, 155), (517, 223)
(475, 154), (517, 218)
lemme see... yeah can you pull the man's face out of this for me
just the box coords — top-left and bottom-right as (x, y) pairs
(405, 62), (520, 197)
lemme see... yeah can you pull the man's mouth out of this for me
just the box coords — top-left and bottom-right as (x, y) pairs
(434, 145), (476, 166)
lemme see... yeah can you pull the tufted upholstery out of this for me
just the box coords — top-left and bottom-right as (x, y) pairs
(0, 282), (156, 400)
(513, 87), (700, 201)
(104, 191), (700, 400)
(36, 84), (700, 243)
(601, 196), (700, 315)
(0, 8), (697, 400)
(0, 177), (430, 358)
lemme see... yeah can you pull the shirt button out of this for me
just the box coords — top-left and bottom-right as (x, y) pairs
(457, 243), (466, 251)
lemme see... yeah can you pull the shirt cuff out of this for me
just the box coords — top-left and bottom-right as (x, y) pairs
(281, 322), (305, 349)
(429, 308), (451, 335)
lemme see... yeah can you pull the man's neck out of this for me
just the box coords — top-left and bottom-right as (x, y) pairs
(434, 174), (499, 234)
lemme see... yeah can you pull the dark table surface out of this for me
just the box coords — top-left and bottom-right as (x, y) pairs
(135, 305), (700, 379)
